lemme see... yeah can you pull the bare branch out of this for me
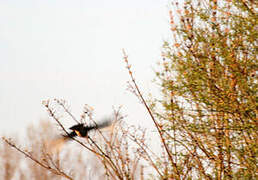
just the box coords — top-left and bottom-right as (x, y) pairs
(2, 137), (73, 180)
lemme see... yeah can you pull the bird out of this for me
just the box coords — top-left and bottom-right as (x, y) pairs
(46, 117), (114, 153)
(64, 119), (113, 138)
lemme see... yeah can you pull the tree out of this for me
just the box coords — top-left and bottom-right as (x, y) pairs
(155, 0), (257, 179)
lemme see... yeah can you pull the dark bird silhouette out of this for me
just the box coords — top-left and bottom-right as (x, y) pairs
(46, 118), (114, 153)
(64, 118), (113, 138)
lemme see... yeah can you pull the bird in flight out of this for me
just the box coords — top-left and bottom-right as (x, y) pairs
(46, 117), (114, 153)
(64, 119), (113, 138)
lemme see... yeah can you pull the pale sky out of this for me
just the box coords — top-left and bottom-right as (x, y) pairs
(0, 0), (170, 135)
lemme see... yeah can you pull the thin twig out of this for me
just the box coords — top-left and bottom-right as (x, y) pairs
(54, 99), (80, 124)
(122, 49), (180, 177)
(2, 137), (73, 180)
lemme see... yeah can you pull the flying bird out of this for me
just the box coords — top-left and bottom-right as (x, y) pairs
(46, 117), (115, 153)
(64, 119), (113, 138)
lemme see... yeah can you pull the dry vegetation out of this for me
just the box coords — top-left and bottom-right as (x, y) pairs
(1, 100), (155, 180)
(1, 106), (149, 180)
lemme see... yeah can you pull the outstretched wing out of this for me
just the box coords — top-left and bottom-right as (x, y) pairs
(90, 117), (113, 130)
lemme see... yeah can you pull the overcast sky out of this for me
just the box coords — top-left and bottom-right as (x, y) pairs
(0, 0), (170, 135)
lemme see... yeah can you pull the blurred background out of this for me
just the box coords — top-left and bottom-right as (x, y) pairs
(0, 0), (170, 135)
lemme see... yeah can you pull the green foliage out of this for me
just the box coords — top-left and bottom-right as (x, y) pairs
(156, 0), (257, 179)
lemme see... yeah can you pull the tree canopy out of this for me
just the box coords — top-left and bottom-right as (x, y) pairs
(156, 0), (257, 179)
